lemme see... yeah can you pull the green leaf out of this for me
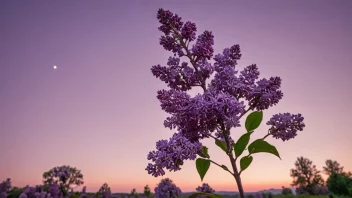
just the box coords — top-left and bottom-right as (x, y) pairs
(189, 192), (222, 198)
(197, 146), (210, 158)
(245, 111), (263, 132)
(240, 156), (253, 172)
(215, 139), (227, 153)
(196, 158), (211, 181)
(234, 132), (252, 157)
(248, 139), (281, 159)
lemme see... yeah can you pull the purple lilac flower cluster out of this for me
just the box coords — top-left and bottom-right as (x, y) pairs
(247, 77), (283, 111)
(19, 185), (49, 198)
(48, 183), (61, 198)
(147, 8), (305, 177)
(0, 178), (11, 198)
(19, 183), (61, 198)
(196, 183), (215, 194)
(154, 178), (182, 198)
(192, 31), (214, 60)
(146, 132), (202, 177)
(156, 89), (245, 142)
(267, 113), (305, 141)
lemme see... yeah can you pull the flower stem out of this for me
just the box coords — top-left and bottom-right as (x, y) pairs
(169, 26), (207, 91)
(209, 159), (234, 175)
(219, 121), (245, 198)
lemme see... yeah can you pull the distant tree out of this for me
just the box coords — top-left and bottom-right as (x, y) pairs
(130, 188), (137, 197)
(143, 185), (151, 196)
(98, 183), (111, 198)
(196, 183), (215, 194)
(69, 192), (80, 198)
(267, 192), (273, 198)
(323, 160), (344, 176)
(327, 173), (352, 196)
(7, 186), (24, 198)
(79, 186), (87, 198)
(323, 159), (352, 179)
(281, 186), (293, 195)
(195, 183), (215, 198)
(345, 171), (352, 177)
(290, 156), (324, 195)
(43, 165), (84, 196)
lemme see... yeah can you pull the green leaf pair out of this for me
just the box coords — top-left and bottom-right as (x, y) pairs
(196, 111), (281, 179)
(233, 111), (263, 158)
(234, 132), (252, 157)
(238, 111), (281, 172)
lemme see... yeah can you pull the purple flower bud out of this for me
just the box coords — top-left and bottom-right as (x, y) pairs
(181, 21), (197, 41)
(157, 9), (183, 35)
(213, 45), (241, 71)
(192, 31), (214, 60)
(160, 36), (181, 53)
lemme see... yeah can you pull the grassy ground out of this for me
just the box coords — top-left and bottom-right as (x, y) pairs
(274, 196), (329, 198)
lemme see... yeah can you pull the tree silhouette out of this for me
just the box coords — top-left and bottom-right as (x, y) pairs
(323, 160), (344, 176)
(98, 183), (111, 198)
(323, 159), (352, 178)
(42, 165), (84, 196)
(130, 188), (137, 196)
(143, 185), (151, 196)
(290, 157), (324, 194)
(327, 173), (352, 196)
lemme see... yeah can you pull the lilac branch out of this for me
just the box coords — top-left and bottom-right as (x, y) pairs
(209, 159), (234, 176)
(169, 26), (207, 91)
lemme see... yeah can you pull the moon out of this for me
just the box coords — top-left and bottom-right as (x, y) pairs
(53, 65), (57, 70)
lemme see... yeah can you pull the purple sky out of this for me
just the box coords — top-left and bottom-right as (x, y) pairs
(1, 0), (352, 193)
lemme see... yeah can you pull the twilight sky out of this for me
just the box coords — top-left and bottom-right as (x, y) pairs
(1, 0), (352, 193)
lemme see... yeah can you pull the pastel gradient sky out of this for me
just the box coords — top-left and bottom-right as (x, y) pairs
(1, 0), (351, 193)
